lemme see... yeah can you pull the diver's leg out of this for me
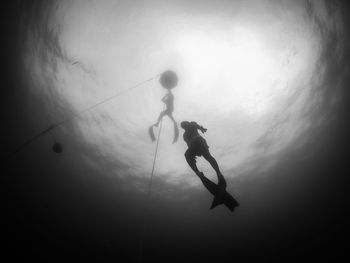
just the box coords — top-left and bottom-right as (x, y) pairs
(202, 151), (226, 188)
(202, 151), (221, 175)
(168, 113), (176, 124)
(184, 150), (218, 195)
(168, 113), (178, 143)
(196, 172), (219, 196)
(185, 149), (201, 176)
(154, 111), (166, 127)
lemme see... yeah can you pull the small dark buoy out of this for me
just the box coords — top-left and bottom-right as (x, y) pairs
(159, 70), (178, 89)
(52, 142), (63, 153)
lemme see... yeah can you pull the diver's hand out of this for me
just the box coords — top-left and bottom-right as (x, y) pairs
(200, 127), (207, 133)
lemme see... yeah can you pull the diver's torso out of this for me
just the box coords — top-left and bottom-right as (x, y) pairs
(183, 126), (200, 147)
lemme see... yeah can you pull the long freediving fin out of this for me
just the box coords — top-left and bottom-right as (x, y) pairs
(223, 192), (239, 211)
(198, 172), (239, 212)
(210, 194), (225, 209)
(210, 190), (239, 212)
(173, 122), (179, 143)
(148, 125), (156, 142)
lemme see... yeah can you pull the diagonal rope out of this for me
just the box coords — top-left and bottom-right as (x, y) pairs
(6, 125), (56, 159)
(137, 119), (163, 263)
(7, 75), (159, 159)
(53, 76), (158, 128)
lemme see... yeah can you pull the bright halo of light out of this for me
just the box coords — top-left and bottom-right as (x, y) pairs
(174, 28), (280, 116)
(26, 0), (336, 186)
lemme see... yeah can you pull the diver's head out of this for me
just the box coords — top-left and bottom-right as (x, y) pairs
(180, 121), (190, 129)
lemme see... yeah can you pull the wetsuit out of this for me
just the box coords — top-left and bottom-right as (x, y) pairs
(163, 93), (174, 113)
(182, 121), (209, 157)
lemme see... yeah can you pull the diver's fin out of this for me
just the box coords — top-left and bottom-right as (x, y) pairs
(173, 122), (179, 143)
(148, 125), (156, 142)
(210, 193), (225, 209)
(210, 187), (239, 212)
(198, 172), (239, 212)
(223, 192), (239, 212)
(197, 172), (218, 196)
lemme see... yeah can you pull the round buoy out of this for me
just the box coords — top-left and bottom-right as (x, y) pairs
(159, 70), (178, 89)
(52, 142), (63, 153)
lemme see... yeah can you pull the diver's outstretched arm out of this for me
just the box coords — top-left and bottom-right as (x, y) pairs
(161, 94), (168, 102)
(190, 121), (207, 133)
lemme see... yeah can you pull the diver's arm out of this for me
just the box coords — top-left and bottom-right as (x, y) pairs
(200, 126), (207, 133)
(191, 122), (207, 133)
(161, 94), (168, 102)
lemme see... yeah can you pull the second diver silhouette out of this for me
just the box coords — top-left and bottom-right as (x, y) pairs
(181, 121), (239, 212)
(149, 70), (179, 143)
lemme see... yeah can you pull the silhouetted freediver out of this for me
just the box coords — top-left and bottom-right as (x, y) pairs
(149, 88), (179, 143)
(181, 121), (239, 211)
(154, 89), (176, 127)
